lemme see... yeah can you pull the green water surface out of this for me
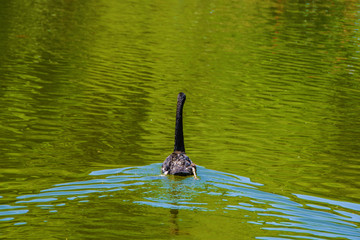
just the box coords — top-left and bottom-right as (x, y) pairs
(0, 0), (359, 239)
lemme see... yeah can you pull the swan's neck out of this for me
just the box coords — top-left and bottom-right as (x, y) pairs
(174, 95), (185, 152)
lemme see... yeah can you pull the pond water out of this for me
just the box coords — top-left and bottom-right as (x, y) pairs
(0, 0), (359, 239)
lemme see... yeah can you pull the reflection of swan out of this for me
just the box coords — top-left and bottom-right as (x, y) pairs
(161, 93), (197, 179)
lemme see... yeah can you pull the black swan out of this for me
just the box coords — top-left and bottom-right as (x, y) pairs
(161, 92), (198, 179)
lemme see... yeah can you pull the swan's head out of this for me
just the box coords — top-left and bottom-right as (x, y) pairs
(178, 92), (186, 103)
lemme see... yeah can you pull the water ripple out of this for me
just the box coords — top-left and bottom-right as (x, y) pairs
(0, 163), (359, 239)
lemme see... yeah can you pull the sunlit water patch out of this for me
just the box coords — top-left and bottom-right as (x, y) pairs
(1, 164), (359, 239)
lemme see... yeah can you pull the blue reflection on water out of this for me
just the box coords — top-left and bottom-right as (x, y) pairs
(0, 163), (359, 239)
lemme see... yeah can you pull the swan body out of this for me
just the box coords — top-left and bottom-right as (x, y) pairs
(161, 93), (197, 179)
(162, 151), (196, 176)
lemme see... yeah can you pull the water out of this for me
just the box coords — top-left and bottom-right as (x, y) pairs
(1, 164), (359, 239)
(1, 0), (359, 239)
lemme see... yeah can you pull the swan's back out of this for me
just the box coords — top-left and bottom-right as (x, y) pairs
(162, 152), (195, 175)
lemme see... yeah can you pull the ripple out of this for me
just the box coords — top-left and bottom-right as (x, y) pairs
(1, 163), (358, 239)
